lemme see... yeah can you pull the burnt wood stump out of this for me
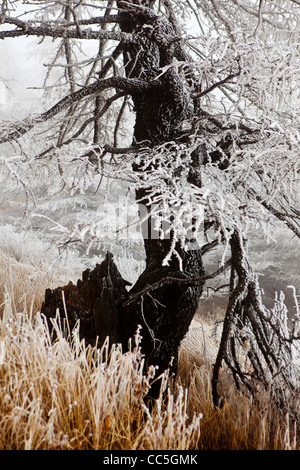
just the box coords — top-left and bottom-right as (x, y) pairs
(42, 252), (131, 348)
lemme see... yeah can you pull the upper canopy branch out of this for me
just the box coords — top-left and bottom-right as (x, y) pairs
(0, 15), (135, 41)
(2, 14), (123, 28)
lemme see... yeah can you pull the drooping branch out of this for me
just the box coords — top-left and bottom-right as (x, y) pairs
(212, 230), (249, 406)
(212, 229), (300, 420)
(255, 193), (300, 239)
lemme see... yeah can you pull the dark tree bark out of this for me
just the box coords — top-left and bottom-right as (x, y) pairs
(43, 1), (205, 399)
(116, 1), (204, 393)
(43, 253), (131, 347)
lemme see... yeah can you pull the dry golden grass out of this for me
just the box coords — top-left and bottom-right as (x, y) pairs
(0, 249), (81, 317)
(0, 251), (298, 450)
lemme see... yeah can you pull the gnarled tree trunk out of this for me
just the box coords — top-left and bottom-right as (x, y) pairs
(42, 1), (204, 399)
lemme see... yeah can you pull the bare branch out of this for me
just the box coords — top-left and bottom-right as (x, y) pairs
(0, 15), (135, 41)
(192, 72), (240, 100)
(123, 259), (232, 307)
(0, 76), (152, 143)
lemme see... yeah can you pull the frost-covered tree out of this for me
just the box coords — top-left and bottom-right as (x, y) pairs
(1, 0), (300, 413)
